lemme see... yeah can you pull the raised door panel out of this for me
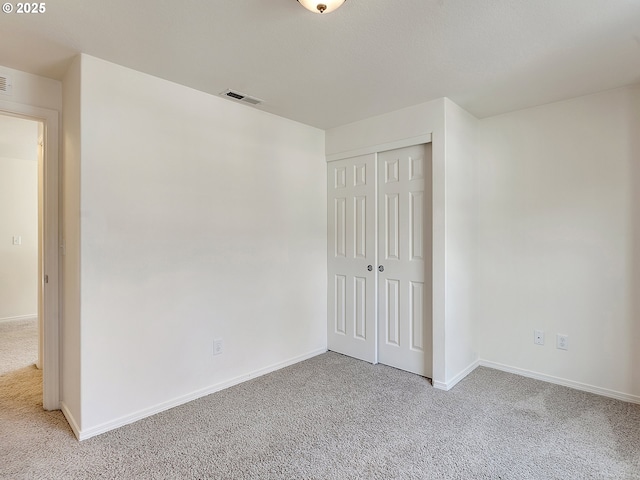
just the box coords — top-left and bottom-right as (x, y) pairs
(384, 194), (400, 261)
(354, 196), (367, 259)
(383, 279), (400, 346)
(334, 198), (346, 258)
(410, 281), (425, 351)
(354, 277), (367, 339)
(334, 275), (347, 335)
(410, 192), (424, 261)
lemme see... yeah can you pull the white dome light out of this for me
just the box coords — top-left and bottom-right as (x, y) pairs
(297, 0), (346, 14)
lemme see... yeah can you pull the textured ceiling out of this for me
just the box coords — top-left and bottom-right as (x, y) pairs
(0, 0), (639, 129)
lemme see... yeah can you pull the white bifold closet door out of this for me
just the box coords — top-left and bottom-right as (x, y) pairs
(327, 144), (432, 377)
(377, 145), (432, 376)
(327, 154), (377, 363)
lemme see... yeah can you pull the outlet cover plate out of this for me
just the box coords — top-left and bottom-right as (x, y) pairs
(534, 330), (544, 345)
(213, 338), (224, 355)
(556, 334), (569, 350)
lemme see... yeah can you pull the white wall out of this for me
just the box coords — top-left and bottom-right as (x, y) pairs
(477, 85), (640, 400)
(61, 55), (82, 426)
(325, 99), (444, 158)
(0, 118), (38, 320)
(0, 65), (62, 112)
(70, 55), (327, 436)
(443, 99), (479, 386)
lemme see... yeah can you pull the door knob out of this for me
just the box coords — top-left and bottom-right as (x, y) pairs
(378, 265), (384, 272)
(367, 265), (373, 271)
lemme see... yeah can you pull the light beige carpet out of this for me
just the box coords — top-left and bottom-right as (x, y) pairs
(1, 320), (639, 479)
(0, 318), (38, 376)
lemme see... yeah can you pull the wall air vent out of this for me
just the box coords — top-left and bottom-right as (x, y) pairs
(220, 89), (263, 106)
(0, 75), (12, 96)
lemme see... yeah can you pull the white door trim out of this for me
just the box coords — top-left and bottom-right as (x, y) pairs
(327, 143), (433, 378)
(0, 100), (60, 410)
(326, 134), (432, 163)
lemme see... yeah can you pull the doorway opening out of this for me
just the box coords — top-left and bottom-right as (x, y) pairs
(327, 143), (433, 378)
(0, 103), (59, 411)
(0, 115), (39, 380)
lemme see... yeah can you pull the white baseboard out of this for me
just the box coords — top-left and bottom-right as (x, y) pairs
(479, 360), (640, 405)
(76, 348), (328, 441)
(60, 402), (81, 439)
(0, 314), (37, 324)
(433, 359), (480, 391)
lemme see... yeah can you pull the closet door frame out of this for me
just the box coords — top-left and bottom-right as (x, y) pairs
(326, 134), (433, 376)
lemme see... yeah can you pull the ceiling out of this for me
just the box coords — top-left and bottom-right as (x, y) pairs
(0, 0), (639, 129)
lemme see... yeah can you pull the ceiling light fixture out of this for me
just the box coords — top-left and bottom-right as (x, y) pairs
(297, 0), (346, 14)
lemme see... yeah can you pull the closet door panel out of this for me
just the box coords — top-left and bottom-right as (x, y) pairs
(327, 154), (377, 363)
(377, 144), (432, 376)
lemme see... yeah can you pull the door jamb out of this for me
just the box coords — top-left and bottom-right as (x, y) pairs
(0, 100), (60, 410)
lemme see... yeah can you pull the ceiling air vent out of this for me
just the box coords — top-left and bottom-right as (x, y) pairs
(0, 75), (12, 96)
(220, 89), (263, 106)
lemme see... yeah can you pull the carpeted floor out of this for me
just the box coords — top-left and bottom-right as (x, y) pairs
(1, 320), (639, 479)
(0, 318), (38, 376)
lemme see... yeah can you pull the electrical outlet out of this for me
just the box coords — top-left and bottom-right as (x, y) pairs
(556, 334), (569, 350)
(12, 236), (21, 245)
(213, 338), (224, 356)
(534, 330), (544, 346)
